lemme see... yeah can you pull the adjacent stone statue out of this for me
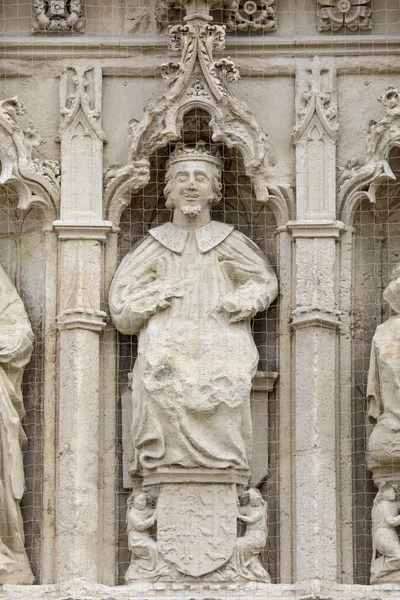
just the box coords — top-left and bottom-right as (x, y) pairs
(125, 491), (167, 582)
(367, 263), (400, 479)
(230, 488), (270, 583)
(110, 142), (278, 479)
(109, 142), (278, 581)
(371, 483), (400, 583)
(0, 264), (34, 584)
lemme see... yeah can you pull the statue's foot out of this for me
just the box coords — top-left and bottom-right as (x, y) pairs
(125, 560), (175, 583)
(0, 552), (16, 573)
(0, 551), (34, 585)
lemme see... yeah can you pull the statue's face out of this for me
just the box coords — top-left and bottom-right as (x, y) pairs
(250, 494), (262, 507)
(133, 493), (147, 509)
(168, 160), (214, 214)
(383, 487), (396, 501)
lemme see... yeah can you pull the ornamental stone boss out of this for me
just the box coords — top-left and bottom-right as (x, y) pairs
(109, 142), (278, 581)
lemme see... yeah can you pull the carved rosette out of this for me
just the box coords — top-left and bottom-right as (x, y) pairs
(225, 0), (277, 33)
(156, 0), (277, 34)
(317, 0), (372, 32)
(32, 0), (85, 32)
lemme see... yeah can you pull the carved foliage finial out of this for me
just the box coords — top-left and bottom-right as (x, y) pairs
(0, 97), (27, 130)
(379, 86), (400, 118)
(365, 86), (400, 162)
(0, 96), (60, 221)
(161, 21), (239, 103)
(338, 86), (400, 223)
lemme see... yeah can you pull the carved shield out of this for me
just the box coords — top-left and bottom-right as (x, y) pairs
(157, 482), (237, 577)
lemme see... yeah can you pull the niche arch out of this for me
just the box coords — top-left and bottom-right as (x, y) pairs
(113, 117), (282, 581)
(338, 86), (400, 585)
(0, 96), (60, 582)
(102, 16), (293, 584)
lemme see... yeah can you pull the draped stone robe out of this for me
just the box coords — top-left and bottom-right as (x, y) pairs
(110, 221), (278, 478)
(367, 315), (400, 471)
(0, 264), (34, 583)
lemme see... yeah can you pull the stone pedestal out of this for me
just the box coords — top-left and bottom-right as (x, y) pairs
(141, 470), (244, 579)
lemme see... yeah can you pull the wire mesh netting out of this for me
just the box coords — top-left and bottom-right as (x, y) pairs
(0, 0), (399, 592)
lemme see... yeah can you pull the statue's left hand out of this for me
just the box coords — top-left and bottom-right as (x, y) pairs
(216, 298), (254, 323)
(224, 308), (254, 323)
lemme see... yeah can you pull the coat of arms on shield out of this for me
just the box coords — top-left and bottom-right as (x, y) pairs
(156, 482), (237, 577)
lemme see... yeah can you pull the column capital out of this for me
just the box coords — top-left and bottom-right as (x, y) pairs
(53, 220), (113, 241)
(291, 307), (340, 331)
(56, 308), (107, 332)
(252, 371), (279, 393)
(286, 220), (345, 239)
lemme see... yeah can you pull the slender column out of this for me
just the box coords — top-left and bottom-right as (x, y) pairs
(290, 222), (343, 582)
(276, 227), (296, 583)
(250, 371), (278, 487)
(98, 231), (119, 585)
(55, 233), (107, 583)
(337, 227), (355, 583)
(41, 230), (59, 583)
(291, 57), (343, 582)
(54, 64), (112, 583)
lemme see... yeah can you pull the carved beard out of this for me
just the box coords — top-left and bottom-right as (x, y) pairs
(180, 204), (202, 217)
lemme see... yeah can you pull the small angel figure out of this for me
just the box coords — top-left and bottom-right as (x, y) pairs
(230, 488), (270, 583)
(125, 491), (167, 582)
(371, 483), (400, 583)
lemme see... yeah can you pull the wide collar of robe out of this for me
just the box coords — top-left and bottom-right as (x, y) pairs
(149, 220), (234, 254)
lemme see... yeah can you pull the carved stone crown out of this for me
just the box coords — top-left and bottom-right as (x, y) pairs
(167, 141), (223, 169)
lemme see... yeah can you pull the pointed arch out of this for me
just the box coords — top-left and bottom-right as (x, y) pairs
(339, 86), (400, 226)
(104, 21), (292, 229)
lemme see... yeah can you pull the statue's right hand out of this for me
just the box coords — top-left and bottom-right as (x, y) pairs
(155, 284), (184, 311)
(162, 281), (187, 301)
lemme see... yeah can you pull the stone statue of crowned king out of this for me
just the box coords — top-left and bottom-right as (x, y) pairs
(109, 142), (278, 582)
